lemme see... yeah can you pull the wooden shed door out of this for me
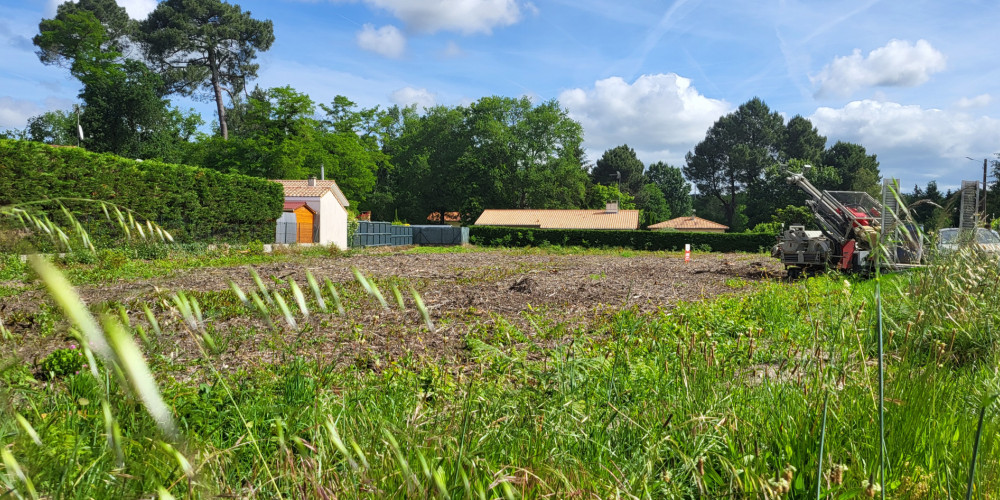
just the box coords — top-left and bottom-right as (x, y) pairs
(294, 207), (315, 243)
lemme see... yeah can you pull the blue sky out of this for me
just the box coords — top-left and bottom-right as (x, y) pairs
(2, 0), (999, 191)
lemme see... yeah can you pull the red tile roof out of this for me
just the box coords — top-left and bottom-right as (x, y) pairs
(283, 201), (312, 211)
(474, 209), (640, 230)
(273, 179), (349, 207)
(427, 211), (462, 222)
(649, 215), (729, 231)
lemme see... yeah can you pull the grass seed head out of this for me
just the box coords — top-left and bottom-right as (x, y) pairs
(782, 464), (795, 483)
(863, 478), (881, 497)
(829, 464), (847, 485)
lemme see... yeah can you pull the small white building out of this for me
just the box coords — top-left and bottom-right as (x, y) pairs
(274, 178), (350, 249)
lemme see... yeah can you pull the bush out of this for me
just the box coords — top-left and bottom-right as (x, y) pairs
(246, 239), (265, 255)
(97, 248), (130, 268)
(38, 346), (87, 379)
(469, 226), (774, 253)
(0, 139), (283, 245)
(127, 241), (170, 260)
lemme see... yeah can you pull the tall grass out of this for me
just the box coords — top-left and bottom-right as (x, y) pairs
(1, 249), (999, 498)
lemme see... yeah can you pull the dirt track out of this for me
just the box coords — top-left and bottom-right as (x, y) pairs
(4, 249), (782, 371)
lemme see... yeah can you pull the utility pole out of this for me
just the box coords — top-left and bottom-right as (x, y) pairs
(983, 157), (988, 217)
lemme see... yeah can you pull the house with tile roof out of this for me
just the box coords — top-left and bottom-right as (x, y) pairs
(274, 177), (350, 249)
(426, 211), (463, 227)
(648, 215), (729, 233)
(473, 203), (640, 230)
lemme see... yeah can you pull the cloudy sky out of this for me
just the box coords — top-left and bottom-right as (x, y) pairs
(2, 0), (999, 191)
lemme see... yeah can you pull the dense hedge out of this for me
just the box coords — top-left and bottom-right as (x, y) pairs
(469, 226), (776, 253)
(0, 139), (283, 243)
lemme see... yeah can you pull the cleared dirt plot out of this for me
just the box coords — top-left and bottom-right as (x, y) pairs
(5, 245), (1000, 498)
(3, 248), (780, 371)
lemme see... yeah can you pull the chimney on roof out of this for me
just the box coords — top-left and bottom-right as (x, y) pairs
(308, 176), (316, 187)
(606, 201), (619, 214)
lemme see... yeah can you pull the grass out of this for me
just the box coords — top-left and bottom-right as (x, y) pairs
(1, 247), (1000, 498)
(0, 243), (352, 288)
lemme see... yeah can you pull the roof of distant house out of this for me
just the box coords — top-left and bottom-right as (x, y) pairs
(474, 209), (640, 230)
(427, 211), (462, 222)
(649, 215), (729, 230)
(282, 201), (313, 211)
(274, 179), (349, 207)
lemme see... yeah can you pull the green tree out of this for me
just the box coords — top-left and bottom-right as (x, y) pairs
(587, 183), (635, 209)
(908, 180), (946, 228)
(319, 96), (393, 204)
(141, 0), (275, 140)
(24, 110), (78, 145)
(33, 0), (135, 71)
(683, 97), (785, 230)
(32, 6), (200, 160)
(196, 86), (378, 204)
(756, 159), (840, 220)
(383, 105), (470, 223)
(380, 97), (588, 223)
(636, 183), (671, 226)
(821, 141), (881, 194)
(984, 156), (1000, 221)
(783, 115), (826, 166)
(646, 161), (691, 217)
(78, 59), (173, 158)
(591, 144), (645, 195)
(352, 103), (416, 219)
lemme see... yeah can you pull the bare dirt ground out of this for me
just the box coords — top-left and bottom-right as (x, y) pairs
(3, 249), (782, 373)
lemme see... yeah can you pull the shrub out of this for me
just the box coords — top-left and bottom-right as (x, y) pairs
(127, 241), (170, 260)
(0, 139), (283, 245)
(469, 226), (774, 253)
(38, 346), (86, 379)
(63, 249), (99, 265)
(247, 239), (265, 255)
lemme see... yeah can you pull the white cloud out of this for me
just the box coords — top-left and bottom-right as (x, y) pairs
(0, 96), (78, 130)
(956, 94), (992, 109)
(442, 41), (464, 58)
(361, 0), (524, 35)
(558, 73), (730, 165)
(47, 0), (157, 19)
(390, 87), (436, 109)
(812, 39), (947, 98)
(809, 99), (1000, 163)
(356, 24), (406, 58)
(117, 0), (157, 19)
(0, 97), (42, 129)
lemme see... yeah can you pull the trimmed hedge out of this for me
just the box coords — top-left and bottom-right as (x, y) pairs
(0, 139), (283, 243)
(469, 226), (775, 253)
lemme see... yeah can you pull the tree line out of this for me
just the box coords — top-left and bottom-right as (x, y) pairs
(3, 0), (988, 232)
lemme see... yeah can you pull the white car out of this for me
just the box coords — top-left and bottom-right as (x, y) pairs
(937, 227), (1000, 254)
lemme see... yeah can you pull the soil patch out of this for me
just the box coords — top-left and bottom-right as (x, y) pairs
(3, 249), (782, 373)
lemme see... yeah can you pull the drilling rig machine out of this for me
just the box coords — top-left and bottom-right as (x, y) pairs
(772, 172), (924, 278)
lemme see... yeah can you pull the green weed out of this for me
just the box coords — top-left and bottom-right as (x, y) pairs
(2, 251), (1000, 498)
